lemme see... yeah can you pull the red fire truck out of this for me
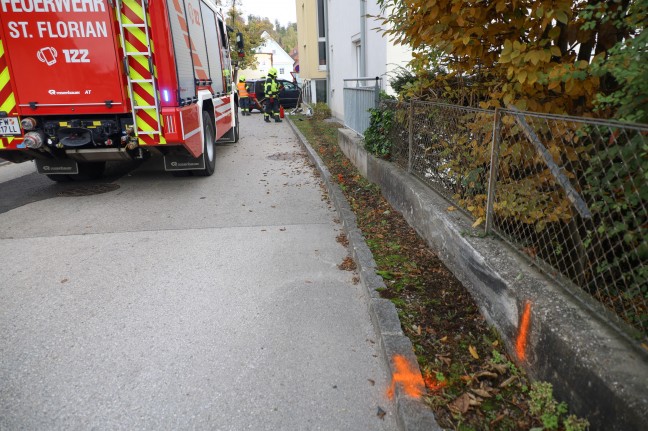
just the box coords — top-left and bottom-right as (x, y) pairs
(0, 0), (239, 180)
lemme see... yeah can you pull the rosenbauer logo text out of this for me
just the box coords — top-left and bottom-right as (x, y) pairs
(48, 89), (81, 95)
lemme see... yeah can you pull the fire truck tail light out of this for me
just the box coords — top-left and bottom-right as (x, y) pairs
(21, 117), (37, 131)
(24, 132), (44, 149)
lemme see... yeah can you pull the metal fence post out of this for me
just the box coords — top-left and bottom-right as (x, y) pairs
(408, 100), (414, 174)
(485, 108), (501, 234)
(374, 77), (380, 108)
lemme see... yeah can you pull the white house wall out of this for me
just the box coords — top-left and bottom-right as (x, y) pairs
(326, 1), (411, 120)
(327, 0), (361, 120)
(366, 3), (411, 96)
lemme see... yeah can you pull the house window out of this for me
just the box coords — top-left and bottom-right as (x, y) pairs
(315, 79), (327, 103)
(317, 0), (326, 69)
(279, 68), (285, 74)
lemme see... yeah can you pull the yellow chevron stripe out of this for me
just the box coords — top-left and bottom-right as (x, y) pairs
(0, 137), (13, 149)
(133, 55), (151, 77)
(123, 0), (145, 19)
(0, 92), (15, 113)
(133, 89), (153, 107)
(120, 14), (134, 25)
(1, 38), (16, 149)
(124, 38), (147, 56)
(125, 26), (147, 47)
(0, 65), (10, 88)
(136, 115), (155, 132)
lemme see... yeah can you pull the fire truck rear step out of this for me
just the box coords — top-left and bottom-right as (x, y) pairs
(66, 148), (134, 162)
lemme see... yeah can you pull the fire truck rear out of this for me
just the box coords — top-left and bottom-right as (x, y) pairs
(0, 0), (239, 179)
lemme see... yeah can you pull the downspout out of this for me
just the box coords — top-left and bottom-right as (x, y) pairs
(360, 0), (366, 78)
(324, 0), (330, 104)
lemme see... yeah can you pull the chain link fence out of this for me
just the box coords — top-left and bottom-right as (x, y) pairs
(377, 99), (647, 338)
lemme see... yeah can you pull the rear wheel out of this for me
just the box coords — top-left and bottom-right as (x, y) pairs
(193, 111), (216, 177)
(233, 108), (240, 143)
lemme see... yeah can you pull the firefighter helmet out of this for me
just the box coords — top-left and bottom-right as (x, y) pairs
(268, 67), (278, 77)
(239, 75), (246, 82)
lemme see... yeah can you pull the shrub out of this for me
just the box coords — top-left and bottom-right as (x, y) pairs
(364, 92), (397, 158)
(364, 104), (394, 159)
(312, 102), (331, 120)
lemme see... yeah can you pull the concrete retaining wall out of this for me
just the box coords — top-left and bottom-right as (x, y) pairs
(338, 128), (648, 430)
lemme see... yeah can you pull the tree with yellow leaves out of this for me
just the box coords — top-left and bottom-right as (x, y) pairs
(376, 0), (643, 118)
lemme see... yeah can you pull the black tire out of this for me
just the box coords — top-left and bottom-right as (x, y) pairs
(193, 111), (216, 177)
(46, 174), (73, 182)
(233, 108), (240, 143)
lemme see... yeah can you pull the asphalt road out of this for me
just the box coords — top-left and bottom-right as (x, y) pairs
(0, 113), (397, 430)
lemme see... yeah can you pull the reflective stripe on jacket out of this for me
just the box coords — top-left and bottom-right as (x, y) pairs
(264, 77), (279, 97)
(237, 82), (249, 98)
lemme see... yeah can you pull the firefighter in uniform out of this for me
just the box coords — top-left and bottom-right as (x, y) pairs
(263, 68), (283, 123)
(237, 76), (250, 116)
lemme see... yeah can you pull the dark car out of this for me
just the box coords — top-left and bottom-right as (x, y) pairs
(246, 78), (301, 111)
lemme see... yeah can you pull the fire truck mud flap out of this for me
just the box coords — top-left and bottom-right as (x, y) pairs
(35, 159), (79, 175)
(163, 155), (206, 171)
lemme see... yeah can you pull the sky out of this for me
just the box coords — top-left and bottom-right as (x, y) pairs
(236, 0), (297, 27)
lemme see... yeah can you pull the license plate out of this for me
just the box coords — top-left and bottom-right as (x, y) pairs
(0, 117), (21, 136)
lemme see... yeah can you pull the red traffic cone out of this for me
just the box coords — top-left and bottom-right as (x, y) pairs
(279, 105), (285, 118)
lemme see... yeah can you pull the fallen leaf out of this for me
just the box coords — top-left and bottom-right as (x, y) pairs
(61, 278), (68, 284)
(472, 217), (484, 228)
(377, 406), (386, 420)
(489, 363), (508, 375)
(471, 388), (492, 398)
(448, 393), (471, 414)
(490, 413), (506, 425)
(447, 206), (457, 212)
(436, 355), (452, 366)
(468, 393), (482, 406)
(492, 340), (499, 346)
(439, 336), (448, 342)
(474, 371), (498, 380)
(469, 345), (480, 359)
(368, 379), (375, 386)
(499, 375), (518, 388)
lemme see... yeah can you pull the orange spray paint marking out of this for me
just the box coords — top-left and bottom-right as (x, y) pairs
(386, 355), (426, 399)
(516, 301), (532, 361)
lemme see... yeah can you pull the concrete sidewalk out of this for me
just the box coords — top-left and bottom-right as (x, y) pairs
(0, 113), (397, 430)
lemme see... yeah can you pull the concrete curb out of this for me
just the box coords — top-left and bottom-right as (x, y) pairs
(287, 117), (441, 431)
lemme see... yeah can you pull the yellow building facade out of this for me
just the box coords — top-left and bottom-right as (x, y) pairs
(295, 0), (327, 103)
